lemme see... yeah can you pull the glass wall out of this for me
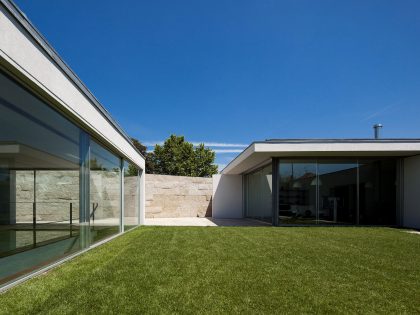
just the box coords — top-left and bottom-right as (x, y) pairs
(244, 164), (272, 222)
(0, 71), (142, 287)
(90, 141), (121, 244)
(276, 158), (397, 225)
(318, 161), (358, 224)
(0, 71), (83, 285)
(123, 161), (140, 231)
(359, 159), (396, 225)
(278, 161), (317, 224)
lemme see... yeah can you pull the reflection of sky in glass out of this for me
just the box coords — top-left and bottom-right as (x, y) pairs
(280, 161), (359, 180)
(318, 162), (357, 175)
(90, 141), (120, 171)
(279, 162), (316, 182)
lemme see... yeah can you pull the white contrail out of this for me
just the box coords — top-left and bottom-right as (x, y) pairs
(191, 142), (248, 148)
(142, 141), (248, 148)
(213, 149), (243, 153)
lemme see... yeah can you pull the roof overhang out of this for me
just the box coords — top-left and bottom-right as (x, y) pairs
(222, 139), (420, 175)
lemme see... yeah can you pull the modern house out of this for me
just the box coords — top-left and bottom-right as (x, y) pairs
(0, 0), (145, 289)
(213, 138), (420, 229)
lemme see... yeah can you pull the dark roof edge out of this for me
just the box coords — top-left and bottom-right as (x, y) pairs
(264, 138), (420, 143)
(221, 138), (420, 173)
(0, 0), (145, 160)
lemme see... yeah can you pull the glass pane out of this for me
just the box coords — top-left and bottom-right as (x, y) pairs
(359, 159), (396, 225)
(0, 71), (82, 286)
(318, 161), (357, 225)
(278, 161), (317, 224)
(123, 161), (139, 231)
(90, 141), (121, 243)
(245, 164), (272, 223)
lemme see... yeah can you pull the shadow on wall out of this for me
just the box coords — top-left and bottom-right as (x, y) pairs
(205, 197), (212, 217)
(212, 174), (243, 219)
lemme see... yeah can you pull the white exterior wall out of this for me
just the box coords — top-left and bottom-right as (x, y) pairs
(403, 155), (420, 229)
(212, 174), (243, 219)
(0, 4), (144, 170)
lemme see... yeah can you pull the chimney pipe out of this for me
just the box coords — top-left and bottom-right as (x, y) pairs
(373, 124), (383, 139)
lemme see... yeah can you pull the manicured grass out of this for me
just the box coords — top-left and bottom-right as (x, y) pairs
(1, 227), (419, 314)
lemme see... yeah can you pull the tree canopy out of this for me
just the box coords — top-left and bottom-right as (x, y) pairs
(130, 135), (218, 177)
(152, 135), (218, 177)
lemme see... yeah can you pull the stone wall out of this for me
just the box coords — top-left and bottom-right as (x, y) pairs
(12, 170), (137, 223)
(9, 171), (212, 221)
(145, 174), (212, 218)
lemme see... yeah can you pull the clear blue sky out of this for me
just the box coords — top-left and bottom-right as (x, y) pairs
(15, 0), (420, 169)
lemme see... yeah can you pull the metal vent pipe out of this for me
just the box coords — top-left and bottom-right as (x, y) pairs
(373, 124), (383, 139)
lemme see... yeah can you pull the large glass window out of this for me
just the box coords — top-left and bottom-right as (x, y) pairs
(244, 164), (272, 223)
(318, 161), (358, 225)
(359, 159), (396, 225)
(0, 71), (82, 285)
(0, 71), (142, 288)
(89, 141), (121, 244)
(123, 161), (139, 231)
(278, 161), (317, 224)
(275, 158), (397, 225)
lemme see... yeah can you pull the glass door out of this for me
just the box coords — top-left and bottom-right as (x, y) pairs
(317, 161), (358, 225)
(278, 161), (317, 224)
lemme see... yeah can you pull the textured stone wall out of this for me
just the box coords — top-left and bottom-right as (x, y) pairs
(12, 170), (137, 223)
(145, 174), (212, 218)
(10, 172), (211, 221)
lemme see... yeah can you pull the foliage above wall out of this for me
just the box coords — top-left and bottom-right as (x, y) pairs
(130, 135), (218, 177)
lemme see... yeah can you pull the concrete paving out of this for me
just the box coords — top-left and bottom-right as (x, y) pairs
(144, 217), (271, 227)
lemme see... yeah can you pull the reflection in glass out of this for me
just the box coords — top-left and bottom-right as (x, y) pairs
(275, 158), (397, 226)
(278, 161), (317, 224)
(123, 161), (139, 231)
(318, 161), (358, 224)
(90, 142), (121, 243)
(359, 159), (396, 225)
(0, 71), (82, 285)
(245, 164), (272, 222)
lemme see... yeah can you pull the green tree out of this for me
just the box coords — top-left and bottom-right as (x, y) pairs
(129, 137), (155, 175)
(151, 135), (218, 177)
(193, 143), (218, 177)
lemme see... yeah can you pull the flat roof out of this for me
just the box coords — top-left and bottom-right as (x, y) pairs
(222, 139), (420, 175)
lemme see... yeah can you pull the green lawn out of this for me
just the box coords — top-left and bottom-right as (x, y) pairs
(1, 227), (419, 314)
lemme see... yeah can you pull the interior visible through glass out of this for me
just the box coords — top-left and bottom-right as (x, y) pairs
(123, 160), (139, 231)
(89, 141), (121, 244)
(277, 158), (397, 225)
(318, 161), (358, 224)
(278, 161), (317, 224)
(0, 71), (82, 285)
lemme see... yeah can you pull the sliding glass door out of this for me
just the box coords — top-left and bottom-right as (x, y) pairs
(358, 159), (396, 225)
(317, 161), (358, 225)
(278, 161), (317, 224)
(276, 158), (397, 225)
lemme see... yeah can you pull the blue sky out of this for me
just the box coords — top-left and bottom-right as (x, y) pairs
(15, 0), (420, 170)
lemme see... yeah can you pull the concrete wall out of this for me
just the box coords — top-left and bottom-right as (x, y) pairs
(145, 174), (212, 218)
(212, 174), (243, 219)
(403, 155), (420, 229)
